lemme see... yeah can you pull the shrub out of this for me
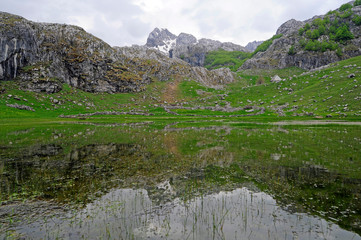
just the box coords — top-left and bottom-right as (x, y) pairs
(320, 41), (338, 52)
(256, 76), (265, 85)
(336, 47), (343, 57)
(340, 3), (352, 12)
(288, 45), (296, 55)
(323, 16), (330, 25)
(299, 38), (307, 47)
(335, 24), (354, 42)
(304, 23), (311, 30)
(353, 15), (361, 25)
(318, 25), (326, 35)
(341, 9), (353, 18)
(312, 18), (323, 27)
(305, 40), (321, 51)
(355, 0), (361, 6)
(311, 29), (320, 39)
(298, 28), (305, 36)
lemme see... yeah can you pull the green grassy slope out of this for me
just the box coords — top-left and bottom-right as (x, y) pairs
(0, 55), (360, 121)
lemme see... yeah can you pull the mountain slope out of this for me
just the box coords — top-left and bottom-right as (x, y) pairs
(0, 12), (236, 94)
(241, 2), (361, 70)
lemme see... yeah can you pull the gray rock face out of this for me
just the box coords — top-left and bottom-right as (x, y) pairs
(176, 33), (197, 46)
(245, 41), (264, 52)
(145, 28), (249, 67)
(0, 12), (150, 93)
(276, 19), (304, 35)
(145, 28), (177, 48)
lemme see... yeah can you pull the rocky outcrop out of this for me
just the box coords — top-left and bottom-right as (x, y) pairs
(145, 28), (177, 53)
(191, 67), (235, 88)
(276, 19), (304, 35)
(0, 12), (236, 93)
(245, 40), (264, 52)
(6, 103), (35, 111)
(145, 28), (249, 67)
(241, 4), (361, 70)
(116, 45), (236, 88)
(0, 12), (150, 93)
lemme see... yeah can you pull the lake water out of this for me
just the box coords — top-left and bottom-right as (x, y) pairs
(1, 121), (360, 239)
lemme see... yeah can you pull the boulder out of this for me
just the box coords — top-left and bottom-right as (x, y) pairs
(271, 75), (282, 83)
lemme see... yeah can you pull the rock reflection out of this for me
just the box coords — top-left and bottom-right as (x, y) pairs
(15, 187), (361, 240)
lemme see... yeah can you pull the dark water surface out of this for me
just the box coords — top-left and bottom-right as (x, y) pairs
(0, 122), (360, 239)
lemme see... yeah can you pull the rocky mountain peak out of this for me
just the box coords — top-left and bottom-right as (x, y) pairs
(245, 40), (264, 52)
(145, 28), (177, 50)
(176, 33), (197, 46)
(276, 19), (304, 35)
(145, 28), (249, 66)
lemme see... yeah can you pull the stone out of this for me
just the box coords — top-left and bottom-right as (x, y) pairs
(6, 103), (35, 111)
(276, 19), (304, 35)
(271, 75), (282, 83)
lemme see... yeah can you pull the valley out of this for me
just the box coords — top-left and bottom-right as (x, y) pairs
(1, 1), (361, 239)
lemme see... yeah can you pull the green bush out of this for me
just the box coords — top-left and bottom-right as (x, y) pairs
(340, 3), (352, 11)
(336, 47), (343, 57)
(288, 45), (296, 55)
(304, 23), (311, 30)
(353, 15), (361, 25)
(311, 29), (320, 39)
(305, 40), (321, 51)
(320, 41), (339, 52)
(341, 9), (353, 18)
(327, 10), (337, 15)
(355, 0), (361, 6)
(299, 38), (307, 48)
(312, 18), (324, 27)
(318, 25), (326, 35)
(298, 28), (305, 36)
(335, 24), (354, 42)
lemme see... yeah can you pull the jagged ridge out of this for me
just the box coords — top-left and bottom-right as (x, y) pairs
(145, 28), (250, 67)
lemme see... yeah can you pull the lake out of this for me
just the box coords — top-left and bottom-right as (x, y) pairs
(1, 121), (360, 239)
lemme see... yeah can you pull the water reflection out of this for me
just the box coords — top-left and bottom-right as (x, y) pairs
(15, 187), (361, 239)
(0, 123), (361, 238)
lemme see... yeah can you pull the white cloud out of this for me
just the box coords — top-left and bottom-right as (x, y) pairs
(0, 0), (351, 46)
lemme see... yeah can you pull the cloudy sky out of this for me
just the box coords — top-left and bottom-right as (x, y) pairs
(1, 0), (350, 47)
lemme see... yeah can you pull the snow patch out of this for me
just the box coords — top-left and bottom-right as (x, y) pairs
(152, 38), (176, 54)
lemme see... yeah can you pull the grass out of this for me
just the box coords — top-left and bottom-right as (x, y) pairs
(204, 50), (251, 71)
(0, 55), (360, 123)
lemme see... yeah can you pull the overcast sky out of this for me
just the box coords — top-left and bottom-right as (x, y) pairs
(1, 0), (351, 47)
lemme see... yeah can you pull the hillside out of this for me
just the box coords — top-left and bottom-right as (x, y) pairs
(241, 2), (361, 70)
(1, 55), (360, 120)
